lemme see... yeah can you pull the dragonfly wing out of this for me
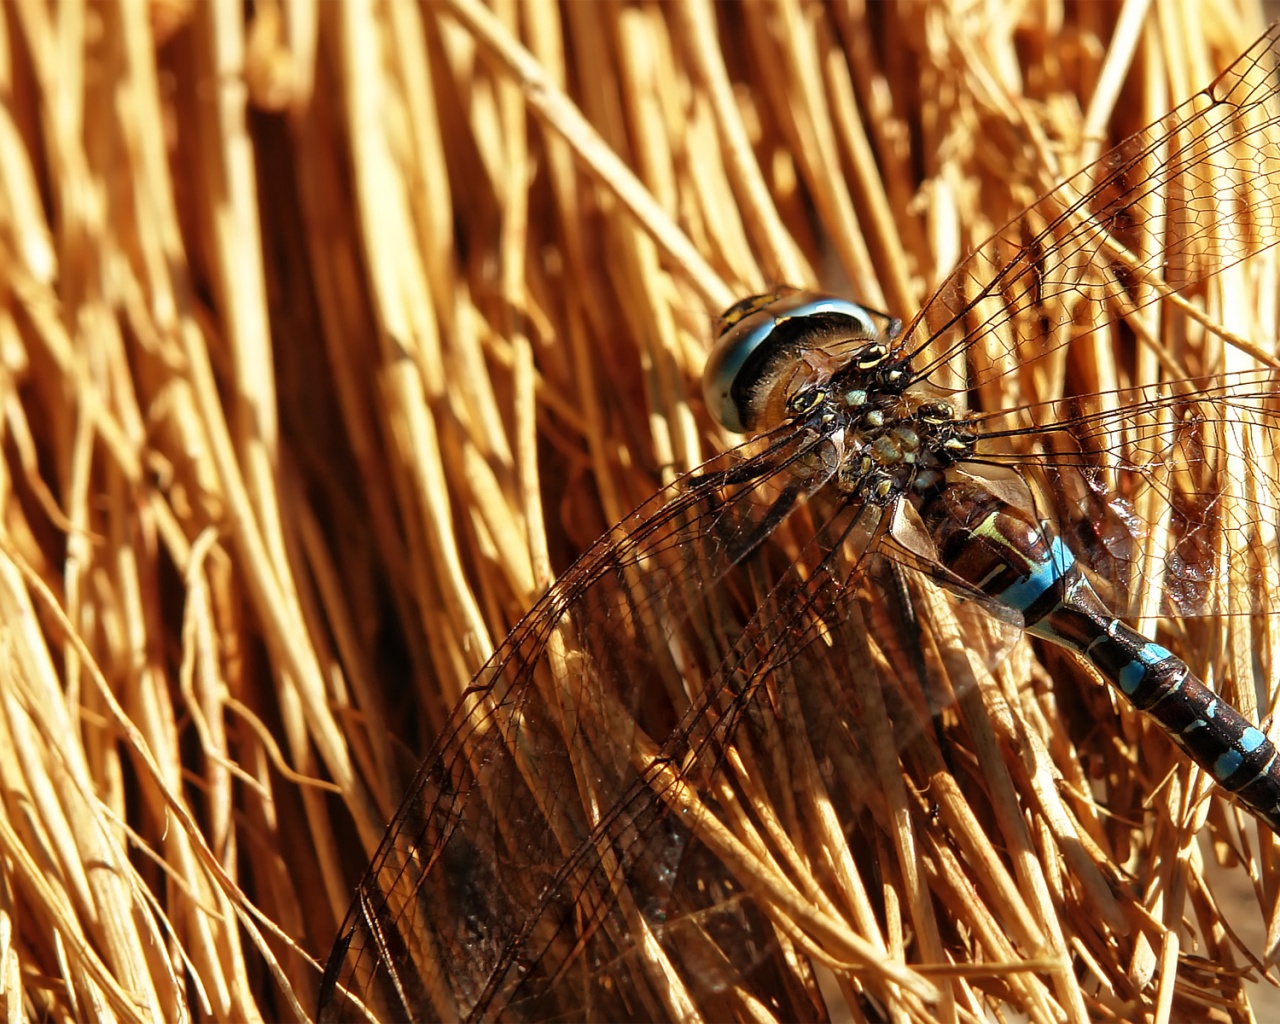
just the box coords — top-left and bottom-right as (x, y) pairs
(966, 370), (1280, 618)
(903, 24), (1280, 397)
(319, 22), (1280, 1024)
(318, 427), (858, 1022)
(892, 21), (1280, 621)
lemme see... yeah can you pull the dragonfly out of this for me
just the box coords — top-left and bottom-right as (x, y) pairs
(320, 23), (1280, 1024)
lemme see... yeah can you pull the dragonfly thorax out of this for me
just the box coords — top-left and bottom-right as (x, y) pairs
(833, 388), (977, 504)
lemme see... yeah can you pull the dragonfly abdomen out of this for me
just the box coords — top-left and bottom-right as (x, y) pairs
(1077, 617), (1280, 827)
(921, 479), (1280, 833)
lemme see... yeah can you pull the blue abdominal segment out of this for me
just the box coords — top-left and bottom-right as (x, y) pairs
(916, 480), (1280, 833)
(994, 535), (1074, 612)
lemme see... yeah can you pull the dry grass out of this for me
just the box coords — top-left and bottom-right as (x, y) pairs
(1, 0), (1278, 1021)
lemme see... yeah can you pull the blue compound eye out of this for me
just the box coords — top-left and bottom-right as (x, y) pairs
(702, 292), (881, 434)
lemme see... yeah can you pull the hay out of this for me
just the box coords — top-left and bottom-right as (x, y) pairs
(0, 0), (1276, 1021)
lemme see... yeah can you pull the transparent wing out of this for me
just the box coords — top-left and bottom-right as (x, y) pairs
(319, 446), (964, 1022)
(905, 24), (1280, 397)
(962, 369), (1280, 618)
(317, 424), (885, 1022)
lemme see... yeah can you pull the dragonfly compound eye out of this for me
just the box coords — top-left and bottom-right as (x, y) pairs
(702, 291), (886, 434)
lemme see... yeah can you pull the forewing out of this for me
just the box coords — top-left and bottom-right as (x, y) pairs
(317, 425), (850, 1022)
(473, 487), (938, 1022)
(905, 25), (1280, 399)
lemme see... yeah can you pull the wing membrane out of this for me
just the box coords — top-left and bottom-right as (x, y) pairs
(966, 370), (1280, 618)
(319, 428), (854, 1021)
(908, 24), (1280, 396)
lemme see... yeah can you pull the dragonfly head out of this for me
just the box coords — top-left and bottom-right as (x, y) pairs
(704, 289), (903, 434)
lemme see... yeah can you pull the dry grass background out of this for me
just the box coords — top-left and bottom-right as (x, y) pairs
(1, 0), (1279, 1021)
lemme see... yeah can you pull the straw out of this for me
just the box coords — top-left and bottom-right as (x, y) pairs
(0, 0), (1275, 1020)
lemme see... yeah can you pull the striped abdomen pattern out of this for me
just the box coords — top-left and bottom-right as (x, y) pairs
(919, 480), (1280, 834)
